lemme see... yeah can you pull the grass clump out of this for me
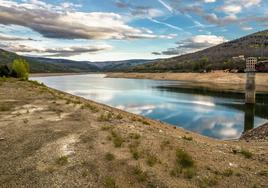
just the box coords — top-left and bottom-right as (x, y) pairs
(98, 112), (113, 122)
(140, 119), (150, 125)
(146, 153), (158, 167)
(222, 169), (233, 177)
(132, 165), (148, 182)
(0, 104), (11, 111)
(240, 149), (253, 159)
(176, 149), (194, 168)
(105, 153), (115, 161)
(170, 149), (196, 179)
(198, 175), (218, 187)
(129, 133), (141, 140)
(131, 149), (140, 160)
(111, 130), (124, 148)
(129, 140), (141, 160)
(257, 170), (268, 176)
(55, 156), (68, 166)
(182, 136), (193, 141)
(84, 103), (99, 113)
(115, 114), (123, 120)
(160, 140), (171, 150)
(102, 176), (118, 188)
(101, 125), (112, 131)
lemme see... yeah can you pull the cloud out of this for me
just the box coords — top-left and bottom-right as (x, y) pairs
(115, 0), (164, 18)
(157, 0), (173, 13)
(153, 34), (227, 56)
(0, 43), (112, 57)
(0, 34), (35, 41)
(0, 0), (168, 40)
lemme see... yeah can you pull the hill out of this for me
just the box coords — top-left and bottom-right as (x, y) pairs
(0, 49), (151, 73)
(130, 30), (268, 72)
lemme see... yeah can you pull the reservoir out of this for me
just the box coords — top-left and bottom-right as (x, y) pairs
(31, 74), (268, 140)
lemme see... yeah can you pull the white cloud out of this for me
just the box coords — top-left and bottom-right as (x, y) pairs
(153, 34), (227, 56)
(157, 0), (173, 13)
(0, 0), (170, 40)
(0, 42), (112, 57)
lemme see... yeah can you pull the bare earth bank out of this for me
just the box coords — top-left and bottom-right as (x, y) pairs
(0, 79), (267, 188)
(107, 72), (268, 93)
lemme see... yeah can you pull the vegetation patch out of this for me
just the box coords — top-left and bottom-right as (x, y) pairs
(198, 175), (219, 187)
(55, 156), (68, 166)
(129, 133), (141, 140)
(111, 130), (124, 148)
(240, 148), (253, 159)
(131, 165), (149, 182)
(0, 103), (12, 111)
(222, 168), (233, 177)
(101, 125), (112, 131)
(115, 113), (123, 120)
(170, 149), (196, 179)
(160, 140), (171, 150)
(146, 152), (158, 167)
(176, 149), (194, 168)
(129, 140), (141, 160)
(83, 103), (99, 113)
(257, 170), (268, 176)
(98, 112), (113, 122)
(182, 136), (193, 141)
(105, 153), (115, 161)
(102, 176), (118, 188)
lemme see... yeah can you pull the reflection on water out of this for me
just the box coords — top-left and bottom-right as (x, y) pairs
(31, 74), (268, 140)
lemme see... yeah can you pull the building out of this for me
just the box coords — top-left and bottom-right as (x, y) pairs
(232, 55), (245, 61)
(256, 60), (268, 72)
(245, 57), (258, 72)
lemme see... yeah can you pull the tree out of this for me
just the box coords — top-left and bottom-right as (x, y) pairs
(0, 65), (10, 77)
(11, 59), (29, 80)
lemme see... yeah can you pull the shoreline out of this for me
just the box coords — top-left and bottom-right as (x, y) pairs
(0, 78), (267, 187)
(106, 72), (268, 93)
(30, 72), (92, 77)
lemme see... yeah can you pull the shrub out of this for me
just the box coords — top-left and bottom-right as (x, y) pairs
(11, 58), (29, 80)
(0, 65), (10, 77)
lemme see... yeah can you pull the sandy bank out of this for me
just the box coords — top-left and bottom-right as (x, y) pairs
(0, 78), (267, 187)
(107, 72), (268, 93)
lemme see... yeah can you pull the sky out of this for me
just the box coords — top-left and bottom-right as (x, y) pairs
(0, 0), (267, 61)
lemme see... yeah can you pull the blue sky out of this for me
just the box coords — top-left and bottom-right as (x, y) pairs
(0, 0), (267, 61)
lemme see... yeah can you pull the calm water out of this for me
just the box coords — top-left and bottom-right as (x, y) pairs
(31, 74), (268, 140)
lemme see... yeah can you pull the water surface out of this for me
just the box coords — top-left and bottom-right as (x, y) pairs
(31, 74), (268, 140)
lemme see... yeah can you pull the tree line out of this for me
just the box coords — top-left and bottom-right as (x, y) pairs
(0, 59), (29, 80)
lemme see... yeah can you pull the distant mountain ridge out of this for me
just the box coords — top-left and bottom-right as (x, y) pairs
(130, 30), (268, 72)
(0, 49), (152, 73)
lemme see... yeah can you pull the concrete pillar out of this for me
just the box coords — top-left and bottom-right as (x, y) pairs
(244, 103), (255, 132)
(245, 72), (256, 104)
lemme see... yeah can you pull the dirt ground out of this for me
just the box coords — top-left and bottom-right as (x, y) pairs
(0, 78), (267, 188)
(107, 72), (268, 93)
